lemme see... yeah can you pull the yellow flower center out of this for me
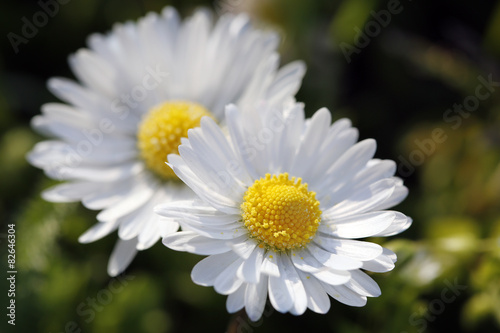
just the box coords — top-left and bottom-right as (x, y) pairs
(137, 101), (213, 180)
(241, 173), (322, 251)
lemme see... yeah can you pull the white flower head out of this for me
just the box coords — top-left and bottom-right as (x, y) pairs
(27, 7), (306, 276)
(157, 102), (412, 321)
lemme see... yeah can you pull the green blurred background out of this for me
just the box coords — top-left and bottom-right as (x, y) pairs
(1, 0), (500, 332)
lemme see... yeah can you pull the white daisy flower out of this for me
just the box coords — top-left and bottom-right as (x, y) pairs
(27, 7), (306, 276)
(157, 102), (412, 321)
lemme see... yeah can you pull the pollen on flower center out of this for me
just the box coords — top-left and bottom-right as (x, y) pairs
(241, 173), (322, 251)
(137, 101), (213, 180)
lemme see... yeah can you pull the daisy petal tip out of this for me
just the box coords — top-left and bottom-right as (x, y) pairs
(166, 153), (179, 164)
(362, 138), (377, 152)
(225, 103), (239, 114)
(40, 189), (63, 203)
(153, 204), (166, 216)
(29, 115), (44, 129)
(107, 264), (122, 278)
(404, 216), (413, 230)
(107, 269), (118, 277)
(107, 239), (138, 277)
(77, 233), (91, 244)
(161, 233), (179, 248)
(293, 59), (307, 74)
(247, 311), (262, 323)
(200, 115), (216, 127)
(46, 77), (59, 89)
(161, 237), (171, 248)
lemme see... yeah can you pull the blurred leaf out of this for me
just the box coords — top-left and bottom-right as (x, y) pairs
(330, 0), (377, 46)
(425, 216), (480, 255)
(484, 1), (500, 58)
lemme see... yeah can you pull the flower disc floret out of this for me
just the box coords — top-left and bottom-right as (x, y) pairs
(138, 101), (213, 180)
(241, 173), (322, 251)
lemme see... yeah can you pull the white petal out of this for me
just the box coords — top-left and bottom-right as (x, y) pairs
(47, 78), (119, 122)
(373, 181), (409, 210)
(345, 270), (381, 297)
(341, 159), (397, 199)
(237, 246), (265, 284)
(306, 243), (362, 270)
(322, 179), (396, 219)
(291, 249), (324, 273)
(268, 255), (294, 313)
(280, 255), (308, 316)
(291, 249), (351, 286)
(163, 231), (231, 255)
(156, 202), (240, 226)
(371, 212), (412, 237)
(154, 206), (241, 227)
(226, 284), (246, 313)
(260, 251), (280, 277)
(136, 215), (166, 250)
(290, 108), (332, 177)
(30, 105), (92, 141)
(180, 221), (248, 240)
(297, 270), (331, 314)
(245, 276), (269, 322)
(313, 237), (383, 261)
(168, 154), (240, 214)
(157, 215), (183, 238)
(107, 238), (138, 277)
(37, 103), (93, 131)
(96, 174), (157, 221)
(82, 179), (134, 210)
(78, 219), (119, 243)
(320, 211), (395, 239)
(322, 283), (367, 307)
(28, 132), (137, 167)
(123, 183), (179, 249)
(178, 143), (245, 200)
(311, 269), (351, 286)
(230, 240), (257, 259)
(224, 105), (261, 180)
(236, 53), (280, 109)
(41, 181), (102, 203)
(214, 258), (245, 295)
(191, 252), (239, 286)
(69, 49), (117, 98)
(362, 247), (397, 273)
(118, 197), (157, 240)
(316, 139), (377, 194)
(155, 200), (233, 219)
(155, 200), (218, 213)
(306, 127), (359, 191)
(191, 116), (251, 185)
(264, 60), (306, 107)
(46, 161), (143, 182)
(271, 103), (305, 171)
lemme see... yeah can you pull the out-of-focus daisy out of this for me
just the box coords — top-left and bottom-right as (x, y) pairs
(157, 103), (412, 320)
(27, 7), (305, 276)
